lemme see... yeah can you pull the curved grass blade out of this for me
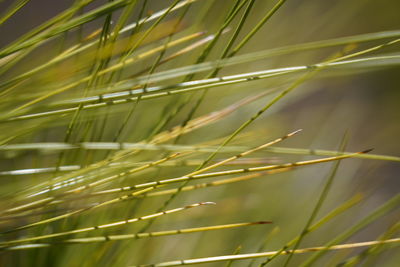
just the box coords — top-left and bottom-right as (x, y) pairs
(0, 157), (279, 177)
(1, 186), (155, 234)
(21, 92), (267, 198)
(133, 129), (301, 232)
(131, 238), (400, 267)
(83, 149), (372, 195)
(70, 31), (400, 90)
(30, 170), (282, 206)
(6, 131), (299, 228)
(196, 38), (400, 170)
(0, 202), (215, 246)
(10, 52), (400, 122)
(1, 148), (367, 233)
(3, 221), (272, 250)
(1, 153), (180, 215)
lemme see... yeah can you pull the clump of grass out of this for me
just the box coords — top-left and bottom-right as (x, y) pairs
(0, 0), (399, 266)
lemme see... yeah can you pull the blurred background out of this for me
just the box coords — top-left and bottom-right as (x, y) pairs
(0, 0), (399, 266)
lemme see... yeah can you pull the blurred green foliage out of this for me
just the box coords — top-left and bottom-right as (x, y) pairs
(0, 0), (399, 266)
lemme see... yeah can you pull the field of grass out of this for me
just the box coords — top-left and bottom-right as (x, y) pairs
(0, 0), (399, 266)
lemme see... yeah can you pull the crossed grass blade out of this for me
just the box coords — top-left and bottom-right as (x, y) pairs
(133, 238), (400, 267)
